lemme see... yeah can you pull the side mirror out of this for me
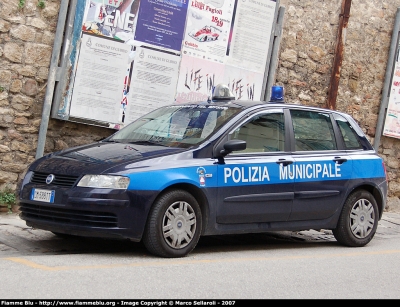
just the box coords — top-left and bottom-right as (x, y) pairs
(219, 139), (246, 157)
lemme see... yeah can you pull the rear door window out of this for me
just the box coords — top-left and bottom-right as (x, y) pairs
(290, 110), (337, 151)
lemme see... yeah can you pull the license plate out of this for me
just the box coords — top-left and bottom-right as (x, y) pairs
(30, 188), (55, 203)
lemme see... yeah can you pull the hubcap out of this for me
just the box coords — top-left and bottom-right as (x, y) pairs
(162, 201), (196, 249)
(349, 198), (375, 239)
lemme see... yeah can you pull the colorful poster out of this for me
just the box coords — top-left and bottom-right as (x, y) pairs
(383, 61), (400, 139)
(125, 47), (181, 123)
(226, 0), (276, 73)
(134, 0), (189, 51)
(66, 0), (278, 128)
(82, 0), (141, 44)
(182, 0), (234, 63)
(69, 34), (132, 124)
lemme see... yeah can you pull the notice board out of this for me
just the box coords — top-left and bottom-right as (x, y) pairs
(52, 0), (280, 129)
(383, 39), (400, 139)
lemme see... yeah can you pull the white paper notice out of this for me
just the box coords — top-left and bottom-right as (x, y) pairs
(226, 0), (276, 73)
(125, 47), (180, 123)
(69, 34), (131, 123)
(383, 62), (400, 139)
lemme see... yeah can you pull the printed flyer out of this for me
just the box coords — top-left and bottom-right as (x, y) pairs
(82, 0), (141, 44)
(383, 62), (400, 139)
(125, 47), (181, 123)
(134, 0), (189, 51)
(226, 0), (276, 73)
(69, 34), (131, 124)
(182, 0), (234, 63)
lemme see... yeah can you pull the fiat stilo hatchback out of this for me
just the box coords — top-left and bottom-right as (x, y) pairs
(19, 85), (388, 258)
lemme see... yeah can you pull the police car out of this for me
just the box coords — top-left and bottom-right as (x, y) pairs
(19, 85), (388, 258)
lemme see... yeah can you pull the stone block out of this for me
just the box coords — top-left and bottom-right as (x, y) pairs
(22, 79), (38, 96)
(4, 43), (23, 63)
(10, 25), (36, 41)
(10, 79), (22, 93)
(25, 43), (52, 67)
(0, 171), (18, 183)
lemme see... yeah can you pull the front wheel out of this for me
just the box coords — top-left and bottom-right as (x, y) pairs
(143, 190), (202, 258)
(333, 190), (379, 247)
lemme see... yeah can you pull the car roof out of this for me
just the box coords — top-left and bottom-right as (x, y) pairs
(178, 99), (350, 117)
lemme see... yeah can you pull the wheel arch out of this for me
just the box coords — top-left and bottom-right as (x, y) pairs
(347, 184), (385, 219)
(154, 183), (210, 235)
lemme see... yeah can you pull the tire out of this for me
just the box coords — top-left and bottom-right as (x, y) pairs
(333, 190), (379, 247)
(142, 190), (202, 258)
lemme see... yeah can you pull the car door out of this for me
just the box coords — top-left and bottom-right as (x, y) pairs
(288, 109), (353, 221)
(216, 109), (295, 224)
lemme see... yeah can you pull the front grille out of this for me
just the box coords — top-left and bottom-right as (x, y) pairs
(20, 203), (118, 228)
(31, 172), (79, 187)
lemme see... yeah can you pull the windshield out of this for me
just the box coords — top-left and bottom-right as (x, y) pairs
(109, 105), (241, 148)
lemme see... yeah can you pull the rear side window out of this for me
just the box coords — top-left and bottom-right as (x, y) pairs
(334, 114), (363, 150)
(291, 110), (337, 151)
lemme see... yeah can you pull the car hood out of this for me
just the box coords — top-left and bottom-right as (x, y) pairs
(30, 142), (186, 175)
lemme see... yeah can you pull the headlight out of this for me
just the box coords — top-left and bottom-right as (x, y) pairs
(77, 175), (130, 189)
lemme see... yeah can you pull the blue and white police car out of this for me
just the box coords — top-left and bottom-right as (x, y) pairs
(19, 85), (388, 258)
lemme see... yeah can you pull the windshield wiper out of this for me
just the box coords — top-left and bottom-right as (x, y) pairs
(103, 139), (122, 143)
(128, 140), (166, 146)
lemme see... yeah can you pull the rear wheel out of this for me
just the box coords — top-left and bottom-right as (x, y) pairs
(333, 190), (379, 247)
(143, 190), (202, 258)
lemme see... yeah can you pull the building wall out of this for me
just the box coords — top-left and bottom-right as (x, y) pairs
(278, 0), (400, 197)
(0, 0), (399, 198)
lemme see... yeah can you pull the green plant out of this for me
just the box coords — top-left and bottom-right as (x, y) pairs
(18, 0), (25, 9)
(0, 189), (17, 214)
(37, 0), (46, 9)
(0, 86), (5, 92)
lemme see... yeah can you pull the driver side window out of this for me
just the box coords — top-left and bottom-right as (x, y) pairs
(231, 112), (285, 153)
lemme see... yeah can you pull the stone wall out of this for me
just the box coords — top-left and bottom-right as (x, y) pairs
(0, 0), (111, 194)
(278, 0), (400, 198)
(0, 0), (400, 200)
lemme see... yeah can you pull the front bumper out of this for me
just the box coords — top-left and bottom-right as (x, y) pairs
(19, 182), (155, 241)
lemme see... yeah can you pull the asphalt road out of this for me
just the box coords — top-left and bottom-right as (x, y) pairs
(1, 211), (400, 299)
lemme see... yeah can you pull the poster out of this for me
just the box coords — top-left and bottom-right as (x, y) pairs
(182, 0), (234, 63)
(226, 0), (276, 73)
(175, 54), (263, 103)
(383, 60), (400, 139)
(63, 0), (278, 128)
(69, 34), (132, 124)
(82, 0), (141, 44)
(222, 65), (264, 100)
(125, 47), (181, 122)
(134, 0), (189, 51)
(175, 55), (224, 103)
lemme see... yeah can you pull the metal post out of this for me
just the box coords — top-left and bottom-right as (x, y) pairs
(265, 5), (285, 101)
(35, 0), (70, 159)
(327, 0), (352, 110)
(373, 8), (400, 151)
(51, 0), (78, 120)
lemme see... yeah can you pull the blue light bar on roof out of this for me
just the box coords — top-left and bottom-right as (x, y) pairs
(270, 86), (284, 102)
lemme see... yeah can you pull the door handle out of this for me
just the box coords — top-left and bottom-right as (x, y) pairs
(276, 159), (293, 166)
(333, 157), (347, 164)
